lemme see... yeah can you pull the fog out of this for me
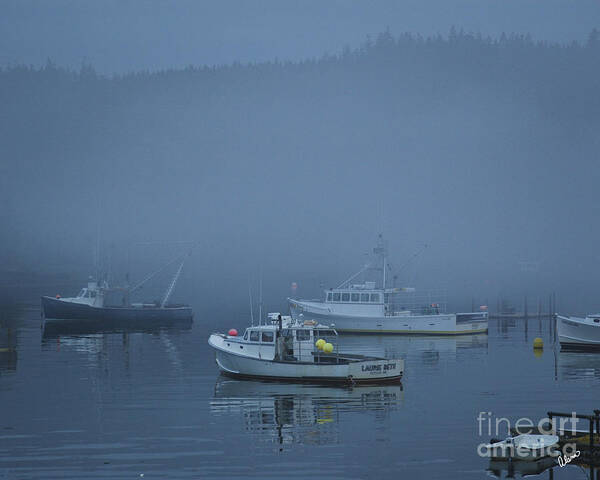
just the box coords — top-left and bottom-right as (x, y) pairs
(1, 3), (599, 315)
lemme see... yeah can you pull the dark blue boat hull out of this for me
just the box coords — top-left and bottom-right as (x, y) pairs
(41, 296), (193, 322)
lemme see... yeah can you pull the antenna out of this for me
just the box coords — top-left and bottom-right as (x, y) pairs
(259, 268), (263, 326)
(248, 282), (255, 326)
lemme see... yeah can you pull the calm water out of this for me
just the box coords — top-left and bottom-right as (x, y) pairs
(1, 298), (599, 479)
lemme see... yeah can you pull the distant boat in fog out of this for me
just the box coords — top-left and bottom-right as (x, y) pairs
(557, 313), (600, 349)
(41, 250), (193, 324)
(288, 235), (488, 335)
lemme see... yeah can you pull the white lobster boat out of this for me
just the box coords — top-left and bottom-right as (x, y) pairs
(208, 314), (404, 384)
(288, 236), (487, 335)
(483, 434), (560, 461)
(557, 314), (600, 349)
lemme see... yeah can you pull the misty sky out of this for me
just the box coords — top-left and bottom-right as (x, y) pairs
(2, 0), (600, 74)
(1, 1), (599, 314)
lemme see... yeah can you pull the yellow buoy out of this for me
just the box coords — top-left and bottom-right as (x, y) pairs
(323, 342), (334, 353)
(315, 339), (326, 350)
(533, 337), (544, 349)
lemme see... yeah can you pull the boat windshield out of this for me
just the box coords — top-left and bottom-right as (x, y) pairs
(316, 329), (336, 337)
(78, 289), (86, 297)
(326, 291), (381, 303)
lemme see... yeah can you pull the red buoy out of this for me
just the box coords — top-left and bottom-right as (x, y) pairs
(228, 329), (238, 336)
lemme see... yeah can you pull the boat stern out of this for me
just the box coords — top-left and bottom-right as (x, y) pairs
(348, 358), (404, 383)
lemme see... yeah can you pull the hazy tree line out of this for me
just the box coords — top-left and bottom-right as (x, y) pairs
(1, 29), (599, 310)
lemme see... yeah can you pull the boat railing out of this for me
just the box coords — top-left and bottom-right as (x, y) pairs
(385, 289), (448, 316)
(311, 331), (340, 364)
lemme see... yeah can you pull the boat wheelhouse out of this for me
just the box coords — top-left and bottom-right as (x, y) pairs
(208, 314), (404, 384)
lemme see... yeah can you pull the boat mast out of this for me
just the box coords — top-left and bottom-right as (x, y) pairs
(259, 269), (263, 325)
(373, 234), (386, 290)
(248, 282), (255, 326)
(383, 249), (386, 290)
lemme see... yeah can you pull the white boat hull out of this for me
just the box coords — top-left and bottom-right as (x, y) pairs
(289, 301), (487, 335)
(208, 334), (403, 384)
(557, 315), (600, 349)
(484, 435), (559, 461)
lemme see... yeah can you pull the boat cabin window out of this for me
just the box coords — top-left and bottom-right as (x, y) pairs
(327, 292), (332, 302)
(296, 329), (311, 341)
(341, 293), (350, 301)
(360, 293), (369, 302)
(243, 330), (249, 340)
(333, 293), (340, 302)
(351, 293), (359, 302)
(370, 293), (380, 302)
(261, 332), (274, 343)
(316, 330), (336, 336)
(90, 291), (97, 298)
(249, 331), (259, 342)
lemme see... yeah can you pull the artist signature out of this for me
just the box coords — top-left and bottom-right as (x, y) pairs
(557, 450), (580, 467)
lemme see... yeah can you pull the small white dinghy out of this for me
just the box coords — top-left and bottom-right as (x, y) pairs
(208, 314), (404, 384)
(484, 434), (559, 461)
(557, 314), (600, 349)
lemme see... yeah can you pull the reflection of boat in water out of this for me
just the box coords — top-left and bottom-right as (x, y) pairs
(0, 307), (20, 373)
(289, 236), (487, 335)
(0, 325), (17, 373)
(486, 456), (556, 478)
(336, 332), (488, 365)
(42, 316), (192, 338)
(209, 314), (404, 384)
(211, 377), (402, 446)
(557, 314), (600, 350)
(558, 350), (600, 381)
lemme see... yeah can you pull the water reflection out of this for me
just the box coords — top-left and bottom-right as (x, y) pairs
(496, 315), (555, 344)
(486, 456), (556, 478)
(211, 378), (403, 448)
(40, 323), (190, 374)
(487, 458), (597, 480)
(42, 317), (192, 338)
(336, 333), (488, 362)
(0, 304), (24, 374)
(559, 351), (600, 381)
(0, 344), (17, 374)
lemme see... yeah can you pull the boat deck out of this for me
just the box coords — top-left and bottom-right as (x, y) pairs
(278, 352), (384, 365)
